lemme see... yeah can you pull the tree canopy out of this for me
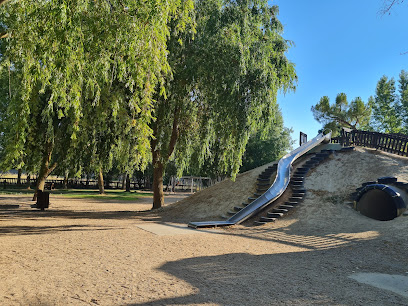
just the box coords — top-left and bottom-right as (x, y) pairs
(398, 70), (408, 132)
(0, 0), (296, 208)
(311, 93), (371, 136)
(312, 70), (408, 136)
(240, 112), (293, 173)
(369, 75), (402, 133)
(149, 0), (297, 208)
(0, 0), (194, 193)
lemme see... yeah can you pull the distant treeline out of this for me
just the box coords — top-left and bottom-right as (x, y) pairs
(313, 70), (408, 136)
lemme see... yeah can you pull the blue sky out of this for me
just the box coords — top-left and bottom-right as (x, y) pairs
(272, 0), (408, 143)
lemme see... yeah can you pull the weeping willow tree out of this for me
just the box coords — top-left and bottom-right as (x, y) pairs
(150, 0), (297, 209)
(0, 0), (193, 196)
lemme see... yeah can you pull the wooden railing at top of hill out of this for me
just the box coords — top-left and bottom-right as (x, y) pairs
(331, 129), (408, 156)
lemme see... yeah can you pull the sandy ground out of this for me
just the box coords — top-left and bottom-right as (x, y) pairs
(1, 147), (408, 305)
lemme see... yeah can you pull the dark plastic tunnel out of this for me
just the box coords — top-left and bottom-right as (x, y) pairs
(354, 184), (407, 221)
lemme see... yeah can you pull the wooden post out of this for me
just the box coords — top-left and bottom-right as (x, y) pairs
(403, 140), (408, 156)
(396, 138), (402, 155)
(299, 132), (307, 146)
(126, 174), (131, 192)
(171, 176), (175, 193)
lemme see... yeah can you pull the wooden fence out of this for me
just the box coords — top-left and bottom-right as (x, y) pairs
(0, 175), (214, 192)
(331, 129), (408, 156)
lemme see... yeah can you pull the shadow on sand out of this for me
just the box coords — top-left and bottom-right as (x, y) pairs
(129, 245), (408, 305)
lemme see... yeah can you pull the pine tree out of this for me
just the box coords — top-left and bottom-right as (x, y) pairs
(311, 93), (371, 136)
(371, 76), (402, 133)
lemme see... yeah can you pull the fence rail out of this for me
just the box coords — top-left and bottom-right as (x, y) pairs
(0, 178), (142, 190)
(331, 130), (408, 156)
(0, 175), (214, 192)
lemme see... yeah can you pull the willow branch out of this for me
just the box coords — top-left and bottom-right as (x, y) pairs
(0, 0), (11, 6)
(167, 107), (180, 159)
(380, 0), (403, 15)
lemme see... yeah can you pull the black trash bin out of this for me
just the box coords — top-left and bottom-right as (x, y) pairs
(35, 190), (50, 210)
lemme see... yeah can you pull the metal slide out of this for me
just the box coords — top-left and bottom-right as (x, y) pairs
(188, 132), (332, 228)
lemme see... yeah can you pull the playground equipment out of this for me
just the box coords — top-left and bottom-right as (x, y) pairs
(253, 145), (352, 224)
(188, 132), (332, 228)
(353, 177), (407, 221)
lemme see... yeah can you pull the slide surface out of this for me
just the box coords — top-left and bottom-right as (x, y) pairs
(188, 132), (332, 228)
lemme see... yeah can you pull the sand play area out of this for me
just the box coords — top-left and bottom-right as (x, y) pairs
(1, 147), (408, 305)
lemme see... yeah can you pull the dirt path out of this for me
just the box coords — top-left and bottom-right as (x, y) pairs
(1, 148), (408, 305)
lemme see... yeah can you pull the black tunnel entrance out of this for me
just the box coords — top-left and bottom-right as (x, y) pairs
(355, 184), (406, 221)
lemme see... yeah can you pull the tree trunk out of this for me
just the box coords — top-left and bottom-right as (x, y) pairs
(33, 140), (57, 201)
(152, 161), (164, 209)
(171, 176), (176, 192)
(63, 174), (68, 189)
(121, 174), (126, 190)
(26, 174), (31, 189)
(98, 167), (105, 194)
(146, 174), (151, 189)
(104, 173), (111, 190)
(125, 173), (131, 192)
(151, 130), (164, 209)
(17, 169), (21, 185)
(150, 107), (180, 209)
(36, 171), (47, 193)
